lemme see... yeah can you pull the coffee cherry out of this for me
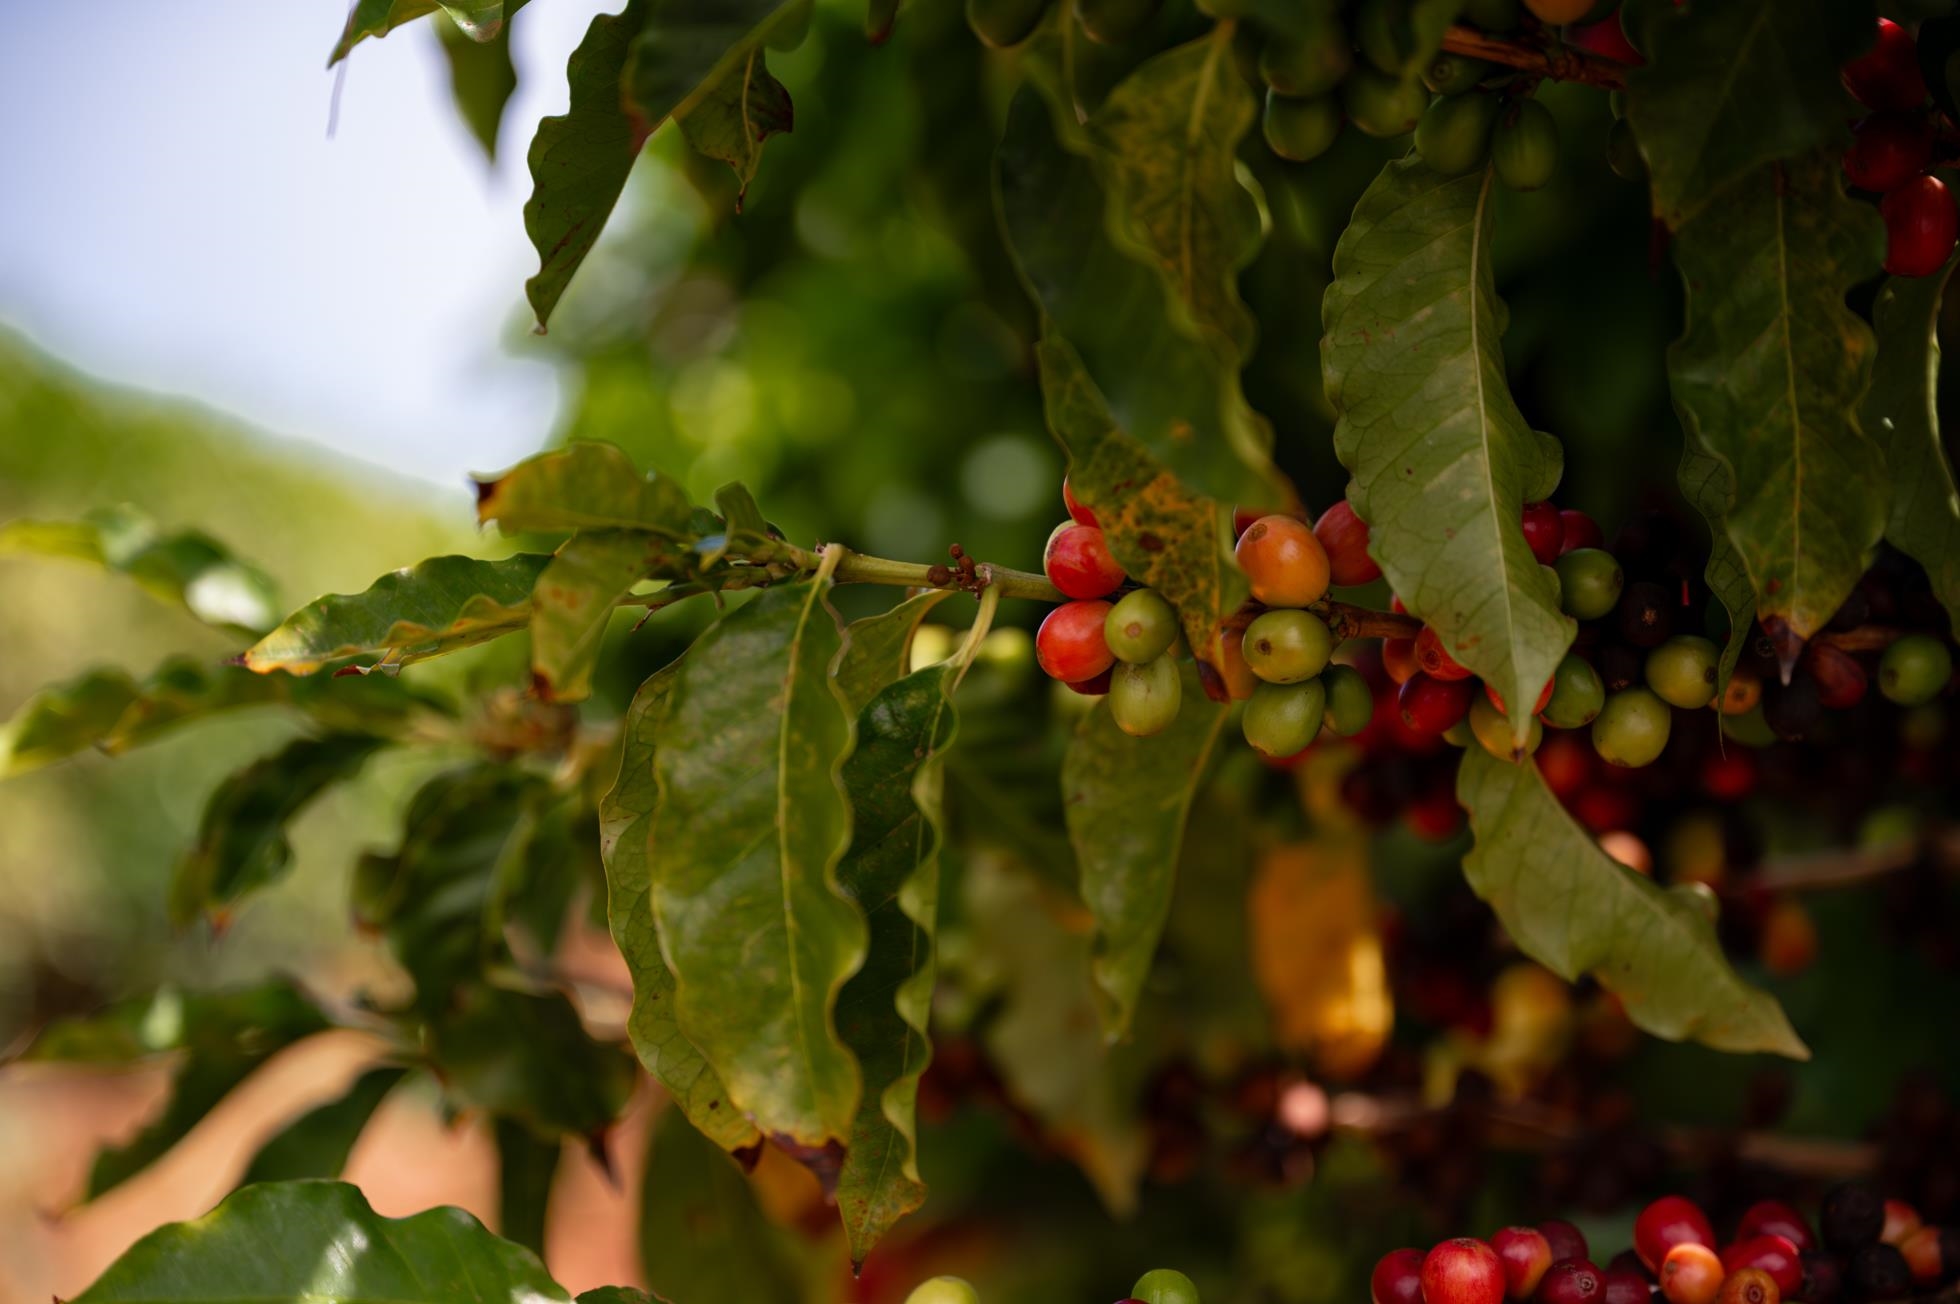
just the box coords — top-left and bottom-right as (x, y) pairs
(1762, 674), (1824, 740)
(1740, 1201), (1815, 1252)
(1715, 1268), (1780, 1304)
(1066, 668), (1114, 696)
(1470, 694), (1543, 759)
(1384, 636), (1421, 684)
(1235, 515), (1331, 607)
(1401, 673), (1475, 734)
(1618, 580), (1675, 648)
(1522, 501), (1566, 565)
(1423, 1238), (1507, 1304)
(1425, 52), (1492, 95)
(1881, 1201), (1923, 1249)
(1800, 1251), (1845, 1304)
(1602, 1268), (1653, 1304)
(1849, 1245), (1912, 1301)
(1111, 655), (1182, 736)
(1045, 523), (1125, 599)
(1062, 476), (1098, 527)
(1493, 99), (1559, 192)
(1560, 510), (1604, 553)
(1485, 674), (1556, 717)
(1324, 664), (1375, 736)
(1878, 633), (1952, 705)
(1556, 548), (1625, 620)
(1598, 642), (1645, 692)
(1417, 92), (1502, 177)
(907, 1278), (982, 1304)
(1724, 1236), (1804, 1297)
(1593, 687), (1672, 767)
(1881, 176), (1959, 278)
(1245, 609), (1335, 684)
(1645, 635), (1719, 709)
(1541, 1261), (1605, 1304)
(1038, 600), (1116, 682)
(1343, 65), (1429, 138)
(1265, 92), (1344, 163)
(1217, 627), (1260, 700)
(1543, 654), (1606, 728)
(1805, 642), (1868, 710)
(1823, 1182), (1886, 1253)
(1659, 1244), (1724, 1304)
(1491, 1227), (1554, 1299)
(1719, 667), (1764, 716)
(1637, 1197), (1717, 1273)
(1133, 1268), (1200, 1304)
(1541, 1220), (1591, 1267)
(1105, 589), (1179, 664)
(1374, 1249), (1430, 1304)
(1898, 1226), (1955, 1285)
(1244, 679), (1327, 757)
(1417, 625), (1475, 681)
(1260, 11), (1353, 98)
(1843, 113), (1934, 194)
(1841, 18), (1928, 112)
(1315, 500), (1382, 586)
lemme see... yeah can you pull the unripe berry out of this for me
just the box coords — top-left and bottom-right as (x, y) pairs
(1470, 694), (1542, 758)
(1417, 624), (1475, 681)
(1540, 1261), (1605, 1304)
(1422, 1238), (1507, 1304)
(1592, 687), (1672, 768)
(1323, 664), (1375, 736)
(1037, 600), (1116, 682)
(1841, 18), (1928, 112)
(1132, 1268), (1201, 1304)
(1658, 1244), (1723, 1304)
(1843, 112), (1934, 194)
(1881, 175), (1959, 279)
(1235, 515), (1331, 607)
(1062, 476), (1099, 527)
(1555, 548), (1625, 621)
(1105, 588), (1179, 664)
(1244, 679), (1326, 758)
(1636, 1196), (1716, 1272)
(1244, 609), (1335, 684)
(906, 1278), (981, 1304)
(1522, 501), (1566, 565)
(1644, 634), (1719, 709)
(1110, 655), (1182, 736)
(1374, 1249), (1429, 1304)
(1878, 633), (1952, 705)
(1315, 499), (1382, 586)
(1491, 1227), (1554, 1299)
(1265, 92), (1344, 164)
(1542, 654), (1606, 728)
(1400, 672), (1475, 734)
(1723, 1236), (1804, 1297)
(1540, 1220), (1590, 1267)
(1739, 1201), (1815, 1252)
(1714, 1268), (1780, 1304)
(1492, 99), (1559, 192)
(1045, 522), (1126, 598)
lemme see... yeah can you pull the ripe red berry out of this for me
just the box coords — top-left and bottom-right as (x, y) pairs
(1805, 642), (1868, 709)
(1400, 673), (1474, 734)
(1383, 636), (1421, 684)
(1315, 499), (1383, 586)
(1638, 1197), (1716, 1273)
(1843, 112), (1935, 194)
(1065, 667), (1113, 696)
(1062, 476), (1099, 527)
(1738, 1201), (1815, 1253)
(1881, 175), (1959, 278)
(1522, 501), (1566, 565)
(1491, 1228), (1554, 1300)
(1537, 733), (1595, 800)
(1423, 1238), (1507, 1304)
(1417, 625), (1475, 681)
(1842, 19), (1928, 112)
(1540, 1220), (1591, 1267)
(1403, 785), (1466, 840)
(1374, 1249), (1429, 1304)
(1602, 1268), (1653, 1304)
(1659, 1244), (1724, 1304)
(1036, 599), (1115, 682)
(1723, 1236), (1804, 1297)
(1045, 523), (1126, 599)
(1541, 1261), (1605, 1304)
(1699, 747), (1759, 801)
(1559, 510), (1604, 553)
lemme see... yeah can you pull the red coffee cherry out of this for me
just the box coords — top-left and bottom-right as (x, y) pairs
(1044, 523), (1126, 599)
(1417, 625), (1475, 681)
(1881, 175), (1959, 278)
(1522, 501), (1566, 565)
(1658, 1244), (1724, 1304)
(1842, 18), (1928, 111)
(1540, 1220), (1591, 1267)
(1637, 1196), (1716, 1273)
(1422, 1238), (1507, 1304)
(1491, 1228), (1554, 1300)
(1373, 1249), (1429, 1304)
(1540, 1261), (1606, 1304)
(1881, 1200), (1923, 1248)
(1601, 1268), (1653, 1304)
(1738, 1200), (1815, 1252)
(1559, 510), (1604, 553)
(1383, 636), (1421, 684)
(1843, 112), (1935, 194)
(1805, 642), (1869, 709)
(1062, 476), (1099, 528)
(1485, 675), (1555, 716)
(1065, 667), (1113, 696)
(1399, 672), (1475, 733)
(1723, 1236), (1804, 1297)
(1036, 599), (1115, 681)
(1315, 499), (1383, 586)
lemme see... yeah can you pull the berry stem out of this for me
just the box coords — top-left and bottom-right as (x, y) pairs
(1437, 24), (1631, 90)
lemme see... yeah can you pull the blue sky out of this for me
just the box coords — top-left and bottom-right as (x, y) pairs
(0, 3), (617, 487)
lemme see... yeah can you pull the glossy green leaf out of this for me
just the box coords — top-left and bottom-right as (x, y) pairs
(998, 88), (1278, 509)
(0, 668), (140, 775)
(331, 0), (516, 64)
(242, 553), (549, 675)
(530, 531), (667, 702)
(1668, 155), (1885, 665)
(1625, 0), (1871, 226)
(496, 1116), (559, 1255)
(170, 733), (388, 927)
(428, 986), (636, 1139)
(1458, 747), (1808, 1059)
(1866, 255), (1960, 630)
(1322, 158), (1572, 743)
(602, 663), (764, 1158)
(241, 1066), (408, 1185)
(438, 11), (519, 161)
(0, 505), (279, 635)
(677, 48), (794, 200)
(71, 1181), (570, 1304)
(648, 579), (865, 1169)
(1064, 665), (1227, 1040)
(475, 443), (695, 536)
(639, 1108), (799, 1304)
(834, 590), (955, 713)
(625, 1), (802, 129)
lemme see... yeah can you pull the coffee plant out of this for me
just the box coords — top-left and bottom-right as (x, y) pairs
(6, 0), (1960, 1301)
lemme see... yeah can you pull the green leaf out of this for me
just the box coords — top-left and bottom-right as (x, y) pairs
(438, 11), (519, 161)
(1064, 665), (1227, 1040)
(712, 480), (773, 541)
(677, 48), (794, 201)
(834, 590), (956, 713)
(867, 0), (899, 41)
(331, 0), (516, 64)
(1037, 332), (1246, 673)
(997, 88), (1278, 509)
(833, 658), (961, 1264)
(626, 1), (802, 127)
(1626, 0), (1872, 226)
(71, 1181), (570, 1304)
(639, 1108), (799, 1304)
(1457, 747), (1808, 1059)
(242, 553), (549, 675)
(580, 1292), (663, 1304)
(1866, 255), (1960, 630)
(1678, 448), (1757, 686)
(0, 505), (280, 636)
(428, 986), (636, 1139)
(496, 1116), (559, 1255)
(1668, 155), (1885, 665)
(475, 443), (695, 535)
(0, 668), (140, 776)
(241, 1066), (408, 1185)
(531, 531), (667, 702)
(1322, 158), (1572, 742)
(648, 580), (865, 1171)
(602, 663), (764, 1158)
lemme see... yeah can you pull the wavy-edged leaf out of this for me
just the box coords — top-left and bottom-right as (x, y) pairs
(242, 554), (548, 675)
(625, 0), (802, 129)
(1626, 0), (1871, 226)
(1064, 665), (1226, 1040)
(1678, 448), (1757, 686)
(242, 1066), (408, 1185)
(677, 48), (794, 201)
(71, 1180), (569, 1304)
(998, 88), (1278, 509)
(1668, 154), (1885, 666)
(834, 590), (955, 713)
(476, 443), (695, 536)
(429, 986), (636, 1138)
(170, 734), (388, 927)
(1866, 255), (1960, 629)
(1037, 332), (1245, 674)
(531, 531), (668, 702)
(0, 668), (139, 776)
(1458, 747), (1807, 1059)
(331, 0), (515, 64)
(648, 580), (865, 1171)
(1, 505), (279, 636)
(438, 10), (519, 161)
(601, 664), (762, 1158)
(1322, 158), (1572, 743)
(639, 1107), (799, 1304)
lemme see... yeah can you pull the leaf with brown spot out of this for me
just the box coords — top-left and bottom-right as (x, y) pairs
(474, 442), (695, 536)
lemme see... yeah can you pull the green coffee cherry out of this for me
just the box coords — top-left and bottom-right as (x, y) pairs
(1424, 53), (1491, 95)
(1243, 609), (1335, 684)
(1105, 588), (1179, 664)
(1076, 0), (1159, 44)
(1492, 99), (1559, 191)
(1721, 702), (1779, 748)
(905, 1279), (981, 1304)
(1541, 653), (1605, 728)
(1323, 664), (1375, 736)
(1416, 92), (1500, 177)
(1110, 655), (1183, 736)
(1133, 1269), (1202, 1304)
(1554, 547), (1624, 620)
(1342, 66), (1429, 138)
(1592, 687), (1672, 767)
(966, 0), (1050, 47)
(1258, 11), (1353, 98)
(1469, 694), (1543, 759)
(1355, 0), (1411, 74)
(1243, 679), (1327, 757)
(1644, 634), (1720, 709)
(1264, 91), (1344, 163)
(1879, 633), (1954, 706)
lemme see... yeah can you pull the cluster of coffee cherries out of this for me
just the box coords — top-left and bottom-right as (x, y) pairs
(1374, 1186), (1960, 1304)
(1839, 18), (1957, 279)
(904, 1268), (1201, 1304)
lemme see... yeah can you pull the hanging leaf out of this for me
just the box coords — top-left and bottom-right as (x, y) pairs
(241, 554), (549, 675)
(647, 579), (865, 1174)
(170, 733), (389, 927)
(625, 1), (803, 129)
(495, 1117), (559, 1255)
(475, 443), (695, 536)
(427, 986), (636, 1139)
(531, 531), (668, 702)
(1063, 666), (1227, 1041)
(639, 1107), (801, 1304)
(1678, 449), (1758, 687)
(437, 10), (519, 161)
(71, 1181), (570, 1304)
(677, 48), (794, 202)
(1457, 748), (1808, 1059)
(1668, 155), (1885, 666)
(0, 668), (140, 776)
(1626, 0), (1872, 227)
(241, 1066), (408, 1185)
(1865, 255), (1960, 629)
(1322, 158), (1572, 743)
(331, 1), (517, 64)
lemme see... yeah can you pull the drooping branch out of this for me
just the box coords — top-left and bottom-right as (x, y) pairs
(1437, 23), (1632, 91)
